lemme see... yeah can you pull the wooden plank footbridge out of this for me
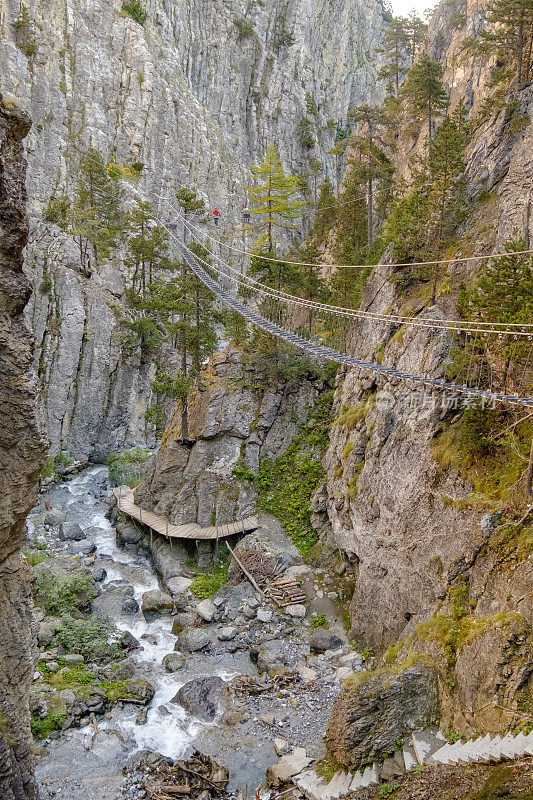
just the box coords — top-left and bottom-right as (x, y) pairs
(113, 488), (259, 543)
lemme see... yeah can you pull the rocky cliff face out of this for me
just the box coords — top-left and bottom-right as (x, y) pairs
(0, 95), (47, 800)
(135, 346), (322, 526)
(315, 0), (533, 738)
(0, 0), (384, 459)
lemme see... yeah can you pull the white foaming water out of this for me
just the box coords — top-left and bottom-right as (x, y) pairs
(42, 466), (241, 760)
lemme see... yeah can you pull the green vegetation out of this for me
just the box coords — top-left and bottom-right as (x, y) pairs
(402, 54), (448, 137)
(23, 548), (47, 567)
(272, 12), (295, 51)
(107, 446), (150, 487)
(54, 614), (119, 662)
(31, 708), (67, 739)
(233, 18), (255, 36)
(40, 451), (74, 480)
(188, 552), (230, 599)
(432, 407), (533, 514)
(12, 4), (38, 56)
(34, 571), (97, 615)
(310, 614), (328, 629)
(121, 1), (148, 26)
(256, 392), (333, 556)
(416, 610), (523, 668)
(379, 783), (399, 798)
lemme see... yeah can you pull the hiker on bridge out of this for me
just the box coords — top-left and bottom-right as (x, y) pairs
(212, 207), (221, 226)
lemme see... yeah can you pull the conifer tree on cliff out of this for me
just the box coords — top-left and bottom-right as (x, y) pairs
(247, 143), (305, 293)
(478, 0), (533, 84)
(402, 54), (449, 138)
(378, 16), (411, 96)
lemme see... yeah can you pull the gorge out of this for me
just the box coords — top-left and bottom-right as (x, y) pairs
(0, 0), (532, 798)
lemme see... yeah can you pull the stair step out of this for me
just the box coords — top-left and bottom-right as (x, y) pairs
(294, 769), (331, 800)
(402, 744), (418, 772)
(381, 751), (406, 781)
(411, 727), (445, 765)
(326, 770), (352, 798)
(349, 763), (380, 790)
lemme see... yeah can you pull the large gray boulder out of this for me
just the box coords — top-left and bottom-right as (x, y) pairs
(59, 522), (86, 541)
(324, 660), (439, 768)
(176, 629), (211, 653)
(310, 628), (344, 653)
(171, 676), (225, 721)
(141, 590), (174, 615)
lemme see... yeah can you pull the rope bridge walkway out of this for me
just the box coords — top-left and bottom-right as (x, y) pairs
(113, 488), (258, 542)
(177, 241), (533, 408)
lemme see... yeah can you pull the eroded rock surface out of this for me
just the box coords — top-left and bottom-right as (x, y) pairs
(0, 95), (47, 800)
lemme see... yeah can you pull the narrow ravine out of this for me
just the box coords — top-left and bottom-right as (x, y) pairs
(28, 467), (352, 799)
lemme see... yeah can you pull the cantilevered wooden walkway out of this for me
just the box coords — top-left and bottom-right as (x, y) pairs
(113, 488), (258, 541)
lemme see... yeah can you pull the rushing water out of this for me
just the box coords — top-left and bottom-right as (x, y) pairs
(29, 466), (253, 762)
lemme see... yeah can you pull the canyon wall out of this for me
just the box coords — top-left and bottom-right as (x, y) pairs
(0, 0), (385, 459)
(315, 0), (533, 737)
(0, 95), (47, 800)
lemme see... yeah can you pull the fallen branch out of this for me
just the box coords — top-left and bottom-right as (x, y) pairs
(226, 541), (282, 605)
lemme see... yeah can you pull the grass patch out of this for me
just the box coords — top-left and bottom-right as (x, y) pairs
(431, 409), (533, 515)
(256, 392), (333, 556)
(310, 614), (328, 630)
(416, 611), (524, 668)
(30, 709), (67, 739)
(333, 402), (367, 430)
(121, 1), (147, 26)
(188, 552), (230, 599)
(107, 446), (151, 487)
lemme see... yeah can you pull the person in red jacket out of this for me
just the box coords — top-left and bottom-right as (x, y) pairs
(212, 207), (221, 226)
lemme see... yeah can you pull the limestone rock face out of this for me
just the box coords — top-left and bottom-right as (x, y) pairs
(324, 663), (439, 769)
(0, 96), (47, 800)
(135, 347), (321, 526)
(0, 0), (384, 459)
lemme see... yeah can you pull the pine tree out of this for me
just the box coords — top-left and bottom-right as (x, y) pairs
(69, 148), (122, 272)
(308, 157), (323, 204)
(175, 186), (206, 243)
(348, 104), (393, 247)
(478, 0), (533, 84)
(402, 54), (449, 138)
(248, 143), (305, 254)
(378, 16), (411, 96)
(406, 11), (428, 63)
(312, 177), (337, 244)
(125, 199), (171, 299)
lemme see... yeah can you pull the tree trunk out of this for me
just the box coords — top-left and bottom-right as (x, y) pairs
(526, 435), (533, 497)
(367, 133), (373, 248)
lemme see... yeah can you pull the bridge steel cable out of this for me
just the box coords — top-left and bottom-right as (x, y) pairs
(175, 238), (533, 409)
(60, 147), (533, 335)
(56, 159), (533, 406)
(175, 208), (533, 338)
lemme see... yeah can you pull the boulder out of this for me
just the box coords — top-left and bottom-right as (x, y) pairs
(218, 626), (237, 641)
(310, 628), (344, 653)
(124, 679), (155, 705)
(162, 653), (185, 673)
(63, 654), (84, 666)
(285, 604), (306, 618)
(257, 607), (273, 623)
(59, 522), (86, 541)
(120, 631), (141, 651)
(196, 598), (217, 622)
(177, 629), (211, 653)
(91, 568), (107, 582)
(116, 520), (143, 547)
(324, 660), (439, 769)
(122, 597), (140, 615)
(266, 748), (312, 787)
(67, 540), (96, 556)
(167, 576), (193, 595)
(45, 509), (65, 526)
(141, 589), (174, 615)
(250, 640), (286, 674)
(38, 618), (59, 647)
(171, 676), (225, 721)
